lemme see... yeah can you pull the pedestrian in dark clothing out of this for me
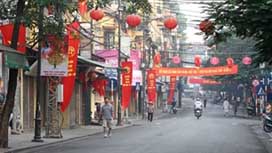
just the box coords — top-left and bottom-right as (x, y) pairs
(204, 99), (207, 108)
(147, 102), (154, 122)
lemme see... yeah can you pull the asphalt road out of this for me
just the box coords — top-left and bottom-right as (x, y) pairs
(18, 99), (268, 153)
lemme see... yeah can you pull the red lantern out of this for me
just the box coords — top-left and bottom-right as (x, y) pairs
(242, 56), (252, 65)
(210, 57), (219, 65)
(194, 55), (201, 67)
(153, 53), (161, 65)
(126, 14), (141, 27)
(164, 17), (178, 30)
(90, 9), (104, 21)
(199, 19), (214, 33)
(226, 57), (234, 67)
(88, 71), (97, 81)
(172, 56), (181, 64)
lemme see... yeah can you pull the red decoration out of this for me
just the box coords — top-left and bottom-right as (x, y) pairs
(194, 55), (201, 67)
(88, 71), (97, 81)
(78, 0), (87, 15)
(153, 53), (161, 66)
(0, 23), (26, 53)
(90, 9), (104, 21)
(61, 21), (80, 112)
(242, 56), (252, 65)
(210, 57), (220, 65)
(121, 61), (133, 109)
(147, 69), (157, 103)
(126, 14), (141, 27)
(199, 19), (214, 34)
(167, 76), (176, 104)
(172, 56), (181, 64)
(226, 57), (234, 67)
(164, 17), (178, 30)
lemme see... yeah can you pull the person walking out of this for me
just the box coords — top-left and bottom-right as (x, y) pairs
(233, 97), (239, 116)
(101, 97), (113, 138)
(223, 98), (230, 117)
(147, 102), (154, 122)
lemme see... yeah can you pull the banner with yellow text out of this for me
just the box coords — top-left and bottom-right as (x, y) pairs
(121, 61), (133, 109)
(147, 69), (157, 103)
(153, 65), (238, 76)
(61, 21), (80, 112)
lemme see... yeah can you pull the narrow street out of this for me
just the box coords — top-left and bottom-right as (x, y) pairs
(16, 99), (269, 153)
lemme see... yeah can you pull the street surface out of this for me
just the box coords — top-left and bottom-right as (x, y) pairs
(17, 99), (268, 153)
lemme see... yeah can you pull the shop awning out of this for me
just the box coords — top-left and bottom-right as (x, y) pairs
(78, 56), (109, 68)
(0, 44), (29, 70)
(26, 55), (109, 76)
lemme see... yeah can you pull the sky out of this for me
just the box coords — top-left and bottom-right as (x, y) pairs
(180, 3), (208, 43)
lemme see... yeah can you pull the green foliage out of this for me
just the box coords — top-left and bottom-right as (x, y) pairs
(203, 0), (272, 65)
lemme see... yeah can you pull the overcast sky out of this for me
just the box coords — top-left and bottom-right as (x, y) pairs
(180, 3), (208, 43)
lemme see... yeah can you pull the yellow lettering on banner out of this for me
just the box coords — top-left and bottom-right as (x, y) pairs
(68, 46), (76, 56)
(173, 70), (177, 74)
(193, 70), (197, 74)
(188, 70), (192, 74)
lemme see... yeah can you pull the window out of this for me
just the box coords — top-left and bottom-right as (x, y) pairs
(104, 31), (115, 49)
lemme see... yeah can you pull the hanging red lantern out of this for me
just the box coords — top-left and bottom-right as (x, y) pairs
(90, 8), (104, 21)
(210, 57), (220, 65)
(153, 53), (161, 66)
(194, 55), (201, 67)
(164, 17), (178, 30)
(242, 56), (252, 65)
(199, 19), (214, 34)
(172, 56), (181, 64)
(88, 71), (97, 81)
(226, 57), (234, 67)
(126, 14), (141, 27)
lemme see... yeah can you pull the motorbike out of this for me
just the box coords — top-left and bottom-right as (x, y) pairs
(194, 108), (202, 119)
(247, 105), (255, 116)
(173, 107), (177, 114)
(263, 113), (272, 133)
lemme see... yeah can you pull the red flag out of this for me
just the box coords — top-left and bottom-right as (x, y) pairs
(121, 61), (133, 109)
(167, 76), (176, 104)
(61, 21), (80, 112)
(147, 69), (157, 103)
(0, 23), (26, 53)
(78, 0), (88, 15)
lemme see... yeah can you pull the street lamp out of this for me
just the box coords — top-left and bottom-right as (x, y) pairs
(116, 0), (123, 126)
(32, 4), (44, 143)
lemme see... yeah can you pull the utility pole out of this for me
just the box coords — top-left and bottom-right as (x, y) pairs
(32, 4), (44, 142)
(116, 0), (122, 126)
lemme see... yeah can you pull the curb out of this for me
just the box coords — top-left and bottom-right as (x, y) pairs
(6, 111), (172, 153)
(6, 124), (135, 153)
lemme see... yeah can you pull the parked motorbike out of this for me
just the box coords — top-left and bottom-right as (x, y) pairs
(173, 107), (177, 114)
(263, 113), (272, 133)
(194, 108), (202, 119)
(247, 105), (255, 116)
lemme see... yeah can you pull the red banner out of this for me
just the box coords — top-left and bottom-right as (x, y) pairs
(0, 23), (26, 53)
(167, 76), (176, 104)
(61, 21), (80, 112)
(121, 61), (133, 110)
(153, 65), (238, 76)
(147, 69), (157, 103)
(188, 78), (221, 85)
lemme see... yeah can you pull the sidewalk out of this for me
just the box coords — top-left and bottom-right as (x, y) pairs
(3, 110), (169, 153)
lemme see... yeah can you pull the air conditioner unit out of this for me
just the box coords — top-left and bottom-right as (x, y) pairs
(57, 84), (63, 103)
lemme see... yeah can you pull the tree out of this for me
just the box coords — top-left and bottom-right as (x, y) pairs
(203, 0), (272, 65)
(0, 0), (152, 148)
